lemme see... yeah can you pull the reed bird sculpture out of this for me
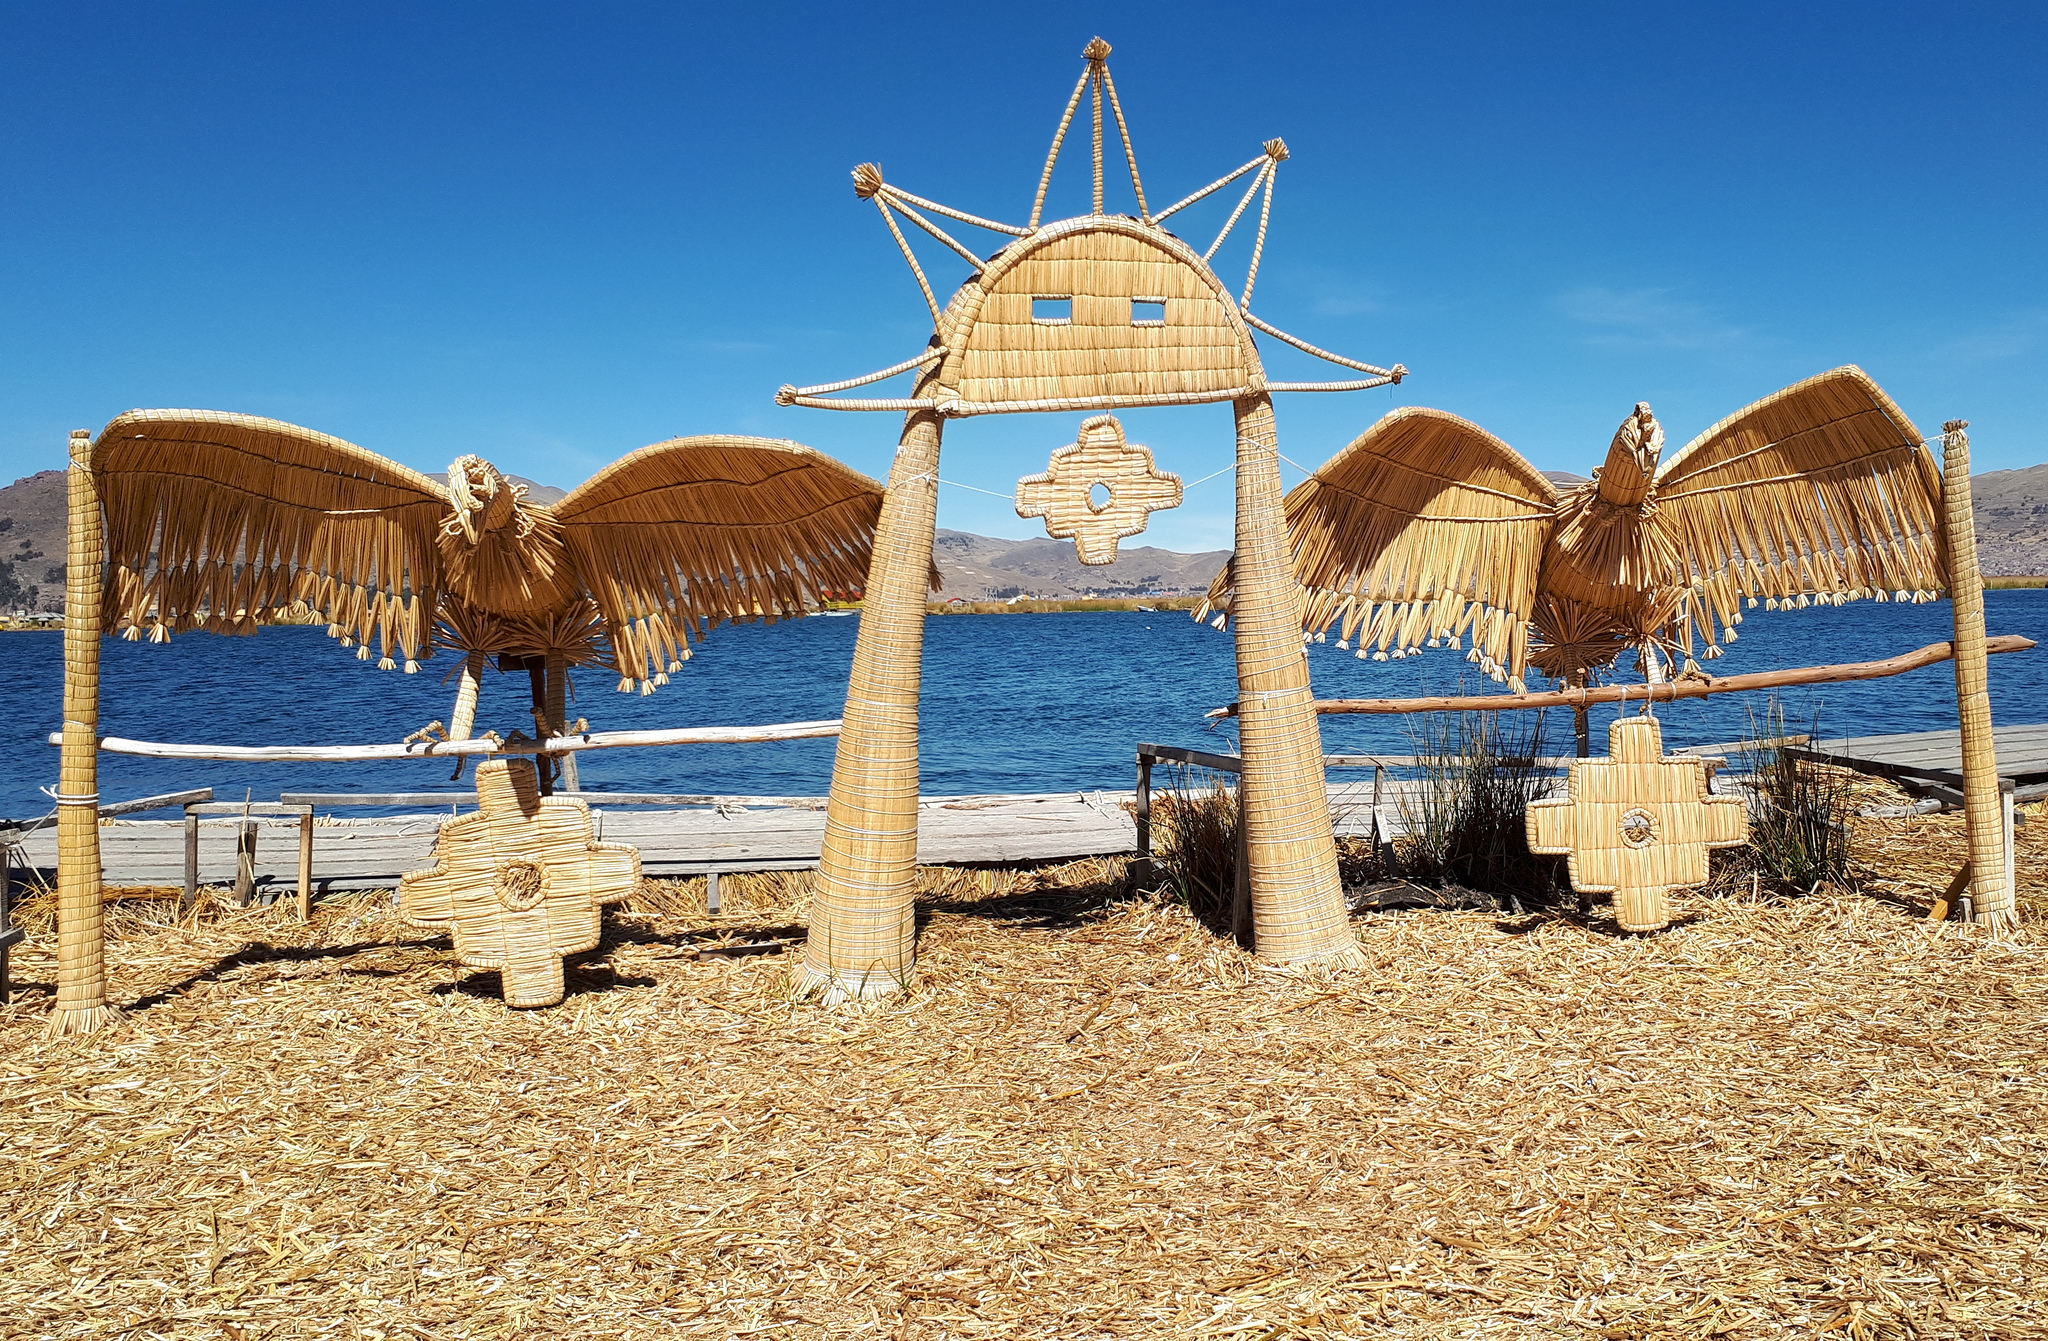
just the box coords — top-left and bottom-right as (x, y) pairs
(1202, 366), (1949, 700)
(92, 410), (890, 760)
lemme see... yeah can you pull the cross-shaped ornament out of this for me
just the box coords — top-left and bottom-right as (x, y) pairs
(1015, 415), (1183, 565)
(1526, 713), (1748, 932)
(400, 758), (640, 1007)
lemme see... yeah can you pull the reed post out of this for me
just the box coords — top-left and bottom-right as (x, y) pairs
(1940, 420), (2015, 927)
(49, 428), (116, 1037)
(1229, 393), (1362, 967)
(801, 367), (946, 1001)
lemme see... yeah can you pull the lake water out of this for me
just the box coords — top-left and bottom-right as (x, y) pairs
(2, 592), (2043, 820)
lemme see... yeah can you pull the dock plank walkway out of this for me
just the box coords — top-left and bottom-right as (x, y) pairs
(9, 794), (1144, 892)
(1793, 724), (2048, 793)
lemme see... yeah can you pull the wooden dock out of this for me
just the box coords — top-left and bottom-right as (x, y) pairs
(1793, 724), (2048, 806)
(7, 793), (1144, 894)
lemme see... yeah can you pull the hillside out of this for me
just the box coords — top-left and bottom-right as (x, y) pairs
(1970, 463), (2048, 577)
(932, 529), (1227, 599)
(4, 460), (2043, 612)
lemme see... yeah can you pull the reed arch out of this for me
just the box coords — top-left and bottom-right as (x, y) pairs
(779, 37), (1407, 999)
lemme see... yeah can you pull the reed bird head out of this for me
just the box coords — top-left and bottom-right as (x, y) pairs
(444, 455), (525, 543)
(1595, 402), (1664, 507)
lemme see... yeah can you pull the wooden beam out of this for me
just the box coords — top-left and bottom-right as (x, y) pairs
(1207, 636), (2038, 718)
(45, 720), (843, 762)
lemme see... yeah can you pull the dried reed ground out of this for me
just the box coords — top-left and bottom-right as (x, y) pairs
(2, 780), (2044, 1340)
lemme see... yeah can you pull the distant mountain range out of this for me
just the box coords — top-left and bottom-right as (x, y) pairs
(5, 461), (2043, 612)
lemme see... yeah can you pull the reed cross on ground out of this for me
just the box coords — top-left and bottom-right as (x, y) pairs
(2, 771), (2043, 1340)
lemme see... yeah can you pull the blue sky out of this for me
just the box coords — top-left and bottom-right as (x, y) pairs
(3, 2), (2042, 551)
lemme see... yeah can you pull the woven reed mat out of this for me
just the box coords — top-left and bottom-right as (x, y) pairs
(1528, 713), (1749, 933)
(1015, 414), (1182, 564)
(397, 758), (640, 1007)
(1, 796), (2043, 1338)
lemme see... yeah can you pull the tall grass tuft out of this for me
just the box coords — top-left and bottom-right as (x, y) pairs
(1144, 766), (1240, 934)
(1397, 710), (1567, 904)
(1724, 698), (1852, 895)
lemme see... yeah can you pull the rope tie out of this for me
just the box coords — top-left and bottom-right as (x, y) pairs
(43, 786), (100, 807)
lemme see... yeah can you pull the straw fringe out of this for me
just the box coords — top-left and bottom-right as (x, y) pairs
(96, 410), (446, 662)
(552, 436), (899, 689)
(1202, 407), (1554, 692)
(1656, 366), (1948, 661)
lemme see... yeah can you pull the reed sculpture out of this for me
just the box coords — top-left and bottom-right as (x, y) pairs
(1526, 713), (1749, 932)
(779, 37), (1406, 997)
(92, 414), (887, 759)
(47, 416), (888, 1034)
(399, 758), (640, 1008)
(1204, 368), (2018, 925)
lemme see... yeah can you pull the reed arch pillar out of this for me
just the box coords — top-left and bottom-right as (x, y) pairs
(1228, 394), (1365, 966)
(799, 374), (946, 1001)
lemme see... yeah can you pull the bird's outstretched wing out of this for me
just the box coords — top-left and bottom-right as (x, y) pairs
(1202, 407), (1558, 690)
(94, 410), (449, 668)
(552, 436), (891, 690)
(1653, 366), (1947, 661)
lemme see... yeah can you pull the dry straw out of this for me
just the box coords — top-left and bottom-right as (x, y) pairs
(3, 792), (2043, 1336)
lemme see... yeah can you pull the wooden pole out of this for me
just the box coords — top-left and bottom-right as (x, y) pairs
(526, 663), (552, 796)
(1208, 636), (2037, 718)
(182, 805), (200, 913)
(53, 719), (844, 761)
(802, 365), (947, 1002)
(546, 649), (579, 792)
(1941, 420), (2016, 928)
(296, 811), (314, 920)
(234, 819), (257, 906)
(1132, 751), (1154, 882)
(1228, 392), (1361, 968)
(49, 428), (116, 1037)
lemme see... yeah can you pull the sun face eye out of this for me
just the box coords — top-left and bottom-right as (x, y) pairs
(1031, 295), (1072, 325)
